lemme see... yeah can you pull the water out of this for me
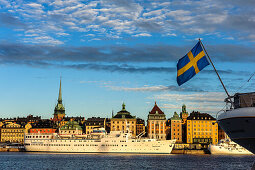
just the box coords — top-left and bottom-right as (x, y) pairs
(0, 152), (254, 170)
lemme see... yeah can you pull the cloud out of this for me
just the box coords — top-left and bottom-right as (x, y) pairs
(104, 85), (205, 92)
(0, 13), (26, 28)
(152, 92), (227, 114)
(1, 0), (255, 44)
(1, 42), (255, 64)
(133, 33), (152, 37)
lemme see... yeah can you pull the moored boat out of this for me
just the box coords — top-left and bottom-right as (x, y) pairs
(209, 139), (253, 155)
(24, 128), (176, 154)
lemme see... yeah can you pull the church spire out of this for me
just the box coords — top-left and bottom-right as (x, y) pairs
(58, 77), (62, 104)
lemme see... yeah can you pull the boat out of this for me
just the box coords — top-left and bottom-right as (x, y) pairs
(209, 139), (253, 155)
(217, 92), (255, 154)
(24, 128), (176, 154)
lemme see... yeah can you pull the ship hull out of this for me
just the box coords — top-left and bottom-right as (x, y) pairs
(217, 107), (255, 154)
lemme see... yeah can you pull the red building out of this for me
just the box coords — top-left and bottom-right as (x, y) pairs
(30, 128), (56, 133)
(29, 120), (56, 134)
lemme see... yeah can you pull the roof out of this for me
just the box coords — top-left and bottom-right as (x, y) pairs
(187, 111), (216, 120)
(171, 112), (181, 120)
(60, 120), (82, 130)
(86, 117), (105, 125)
(149, 102), (164, 114)
(31, 120), (54, 128)
(112, 103), (136, 119)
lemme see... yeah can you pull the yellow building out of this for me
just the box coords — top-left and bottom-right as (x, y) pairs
(1, 123), (25, 144)
(85, 117), (107, 134)
(187, 112), (218, 145)
(111, 103), (137, 137)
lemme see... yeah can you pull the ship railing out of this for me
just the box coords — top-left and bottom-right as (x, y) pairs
(136, 131), (146, 138)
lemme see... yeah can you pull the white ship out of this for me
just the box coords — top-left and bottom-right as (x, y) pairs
(217, 92), (255, 154)
(209, 139), (253, 155)
(24, 128), (176, 154)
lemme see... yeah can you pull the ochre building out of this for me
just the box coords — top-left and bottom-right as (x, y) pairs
(187, 112), (218, 145)
(111, 103), (137, 137)
(1, 123), (25, 144)
(171, 112), (182, 143)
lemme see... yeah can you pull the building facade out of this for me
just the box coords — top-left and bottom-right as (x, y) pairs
(110, 103), (137, 137)
(1, 123), (25, 143)
(29, 120), (57, 134)
(171, 112), (182, 143)
(136, 118), (145, 136)
(85, 117), (107, 134)
(59, 120), (82, 135)
(147, 102), (166, 140)
(187, 111), (218, 145)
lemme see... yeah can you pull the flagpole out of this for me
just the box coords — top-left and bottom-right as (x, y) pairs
(199, 39), (231, 99)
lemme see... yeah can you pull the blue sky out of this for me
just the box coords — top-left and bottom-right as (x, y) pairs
(0, 0), (255, 120)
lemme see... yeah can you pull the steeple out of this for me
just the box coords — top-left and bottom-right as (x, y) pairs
(53, 77), (65, 121)
(58, 78), (62, 104)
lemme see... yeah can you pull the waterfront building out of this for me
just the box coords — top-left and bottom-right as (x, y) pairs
(187, 111), (218, 145)
(16, 115), (41, 124)
(111, 103), (137, 137)
(218, 126), (226, 141)
(180, 104), (189, 143)
(85, 117), (107, 134)
(25, 123), (32, 133)
(59, 116), (85, 129)
(171, 112), (182, 143)
(147, 102), (166, 140)
(29, 120), (57, 134)
(136, 118), (145, 136)
(165, 119), (171, 140)
(1, 123), (25, 144)
(59, 120), (82, 135)
(53, 79), (65, 121)
(0, 121), (4, 128)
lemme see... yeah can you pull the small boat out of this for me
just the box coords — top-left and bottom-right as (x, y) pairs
(209, 139), (253, 155)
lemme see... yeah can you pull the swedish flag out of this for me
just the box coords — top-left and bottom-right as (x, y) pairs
(177, 41), (210, 86)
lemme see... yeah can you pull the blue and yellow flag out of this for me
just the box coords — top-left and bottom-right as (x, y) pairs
(177, 41), (210, 86)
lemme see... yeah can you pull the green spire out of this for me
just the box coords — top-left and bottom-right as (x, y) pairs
(122, 102), (126, 111)
(58, 77), (62, 104)
(182, 104), (186, 113)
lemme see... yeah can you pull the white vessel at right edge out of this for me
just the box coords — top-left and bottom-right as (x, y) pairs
(209, 139), (253, 155)
(217, 92), (255, 154)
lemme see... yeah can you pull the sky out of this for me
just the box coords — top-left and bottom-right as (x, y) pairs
(0, 0), (255, 120)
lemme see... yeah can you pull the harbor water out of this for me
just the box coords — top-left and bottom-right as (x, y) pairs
(0, 152), (254, 170)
